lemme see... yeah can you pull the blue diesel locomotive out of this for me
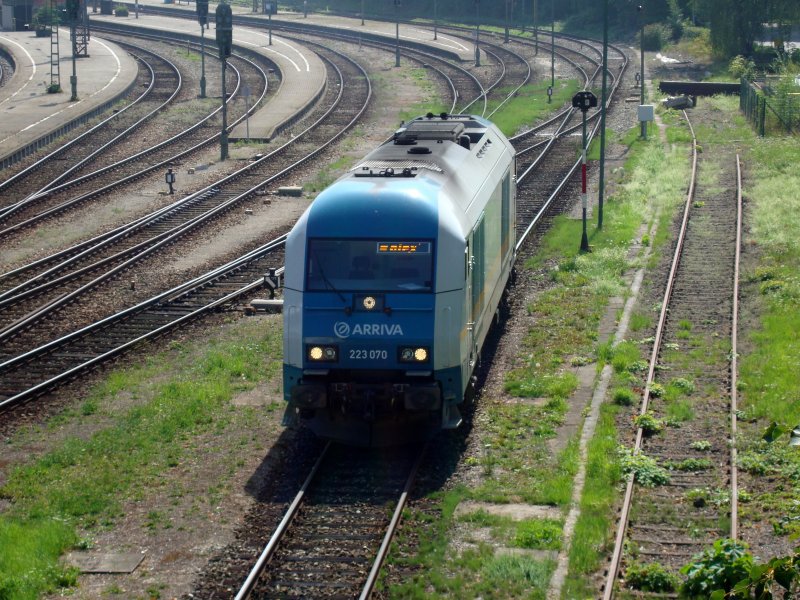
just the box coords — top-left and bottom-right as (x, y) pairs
(282, 114), (516, 445)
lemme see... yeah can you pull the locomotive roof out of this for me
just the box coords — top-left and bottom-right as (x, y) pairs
(304, 114), (513, 238)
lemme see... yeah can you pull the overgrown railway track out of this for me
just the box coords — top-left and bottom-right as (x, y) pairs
(603, 112), (743, 598)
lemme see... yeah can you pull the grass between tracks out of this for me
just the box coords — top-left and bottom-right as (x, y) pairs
(384, 114), (692, 596)
(708, 93), (800, 542)
(0, 317), (283, 600)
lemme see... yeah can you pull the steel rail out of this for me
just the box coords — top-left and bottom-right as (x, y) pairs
(602, 111), (700, 600)
(0, 46), (161, 202)
(233, 441), (333, 600)
(21, 42), (183, 201)
(0, 44), (371, 405)
(20, 39), (257, 204)
(0, 51), (335, 343)
(0, 239), (287, 410)
(514, 45), (628, 252)
(359, 443), (428, 600)
(730, 154), (743, 540)
(0, 49), (264, 237)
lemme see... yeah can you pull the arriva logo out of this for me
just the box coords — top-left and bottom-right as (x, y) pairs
(333, 322), (404, 338)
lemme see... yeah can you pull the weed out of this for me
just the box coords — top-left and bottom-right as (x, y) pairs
(665, 398), (694, 422)
(648, 382), (665, 397)
(690, 440), (712, 451)
(633, 412), (664, 435)
(618, 447), (670, 486)
(612, 387), (637, 406)
(625, 561), (678, 592)
(667, 457), (712, 471)
(514, 519), (562, 550)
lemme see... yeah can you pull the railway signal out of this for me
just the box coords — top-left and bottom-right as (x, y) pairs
(572, 91), (597, 253)
(197, 0), (208, 97)
(215, 3), (233, 59)
(65, 0), (80, 21)
(216, 2), (233, 160)
(65, 0), (80, 101)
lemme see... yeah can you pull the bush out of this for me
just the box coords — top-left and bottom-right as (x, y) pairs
(680, 539), (753, 597)
(32, 5), (59, 28)
(729, 55), (756, 80)
(625, 561), (678, 592)
(641, 23), (670, 51)
(634, 412), (664, 435)
(114, 4), (128, 15)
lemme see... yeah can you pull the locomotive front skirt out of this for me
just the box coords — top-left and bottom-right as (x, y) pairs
(282, 114), (516, 445)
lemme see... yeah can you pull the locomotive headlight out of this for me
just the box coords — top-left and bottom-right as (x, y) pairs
(307, 345), (338, 362)
(362, 296), (376, 310)
(399, 346), (430, 363)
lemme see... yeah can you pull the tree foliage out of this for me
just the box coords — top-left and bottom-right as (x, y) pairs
(292, 0), (798, 59)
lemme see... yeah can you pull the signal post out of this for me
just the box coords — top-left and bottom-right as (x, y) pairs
(216, 2), (233, 160)
(66, 0), (80, 101)
(197, 0), (208, 98)
(572, 90), (597, 253)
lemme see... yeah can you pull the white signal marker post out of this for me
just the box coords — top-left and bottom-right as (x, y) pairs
(572, 91), (598, 253)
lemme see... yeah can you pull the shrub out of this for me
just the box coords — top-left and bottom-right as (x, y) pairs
(680, 539), (753, 597)
(641, 23), (669, 51)
(625, 561), (678, 592)
(634, 412), (664, 435)
(729, 55), (756, 80)
(618, 446), (670, 487)
(114, 4), (128, 15)
(32, 5), (59, 28)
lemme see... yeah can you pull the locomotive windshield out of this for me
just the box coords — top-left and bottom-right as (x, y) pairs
(306, 239), (434, 292)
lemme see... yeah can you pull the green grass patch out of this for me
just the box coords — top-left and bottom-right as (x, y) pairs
(0, 320), (283, 599)
(388, 487), (557, 598)
(488, 80), (581, 138)
(563, 402), (621, 598)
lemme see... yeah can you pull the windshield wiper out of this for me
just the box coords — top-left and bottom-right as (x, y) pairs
(312, 252), (346, 303)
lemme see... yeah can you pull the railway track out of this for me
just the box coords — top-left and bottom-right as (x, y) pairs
(0, 41), (183, 211)
(234, 442), (426, 599)
(0, 16), (628, 409)
(0, 18), (645, 600)
(0, 40), (371, 410)
(0, 23), (512, 364)
(0, 40), (270, 237)
(602, 113), (743, 598)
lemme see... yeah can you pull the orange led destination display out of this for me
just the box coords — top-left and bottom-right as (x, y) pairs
(376, 242), (431, 254)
